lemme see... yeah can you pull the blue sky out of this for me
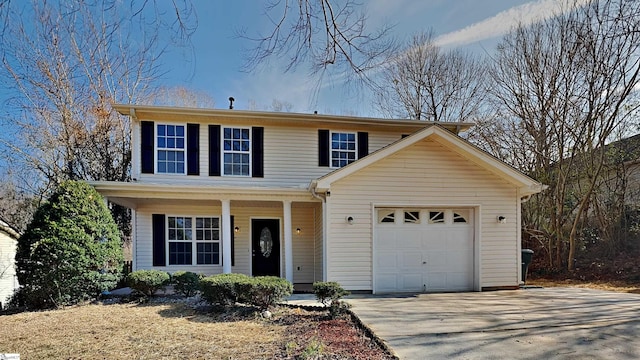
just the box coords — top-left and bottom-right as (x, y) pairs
(157, 0), (583, 117)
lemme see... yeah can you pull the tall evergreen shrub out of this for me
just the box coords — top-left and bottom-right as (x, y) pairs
(15, 181), (123, 309)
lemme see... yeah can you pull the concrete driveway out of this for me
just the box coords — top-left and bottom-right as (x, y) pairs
(346, 287), (640, 359)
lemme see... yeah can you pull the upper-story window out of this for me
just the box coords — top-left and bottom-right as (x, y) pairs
(331, 131), (357, 168)
(223, 127), (251, 176)
(157, 124), (185, 174)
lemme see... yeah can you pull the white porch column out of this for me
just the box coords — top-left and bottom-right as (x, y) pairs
(222, 199), (232, 274)
(283, 200), (293, 282)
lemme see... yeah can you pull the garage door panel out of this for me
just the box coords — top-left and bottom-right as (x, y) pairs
(401, 273), (423, 291)
(401, 252), (423, 270)
(426, 272), (447, 290)
(375, 208), (475, 293)
(376, 252), (399, 270)
(376, 229), (398, 249)
(426, 251), (448, 270)
(376, 274), (400, 292)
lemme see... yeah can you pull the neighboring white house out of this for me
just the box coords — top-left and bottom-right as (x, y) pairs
(92, 105), (545, 293)
(0, 220), (19, 308)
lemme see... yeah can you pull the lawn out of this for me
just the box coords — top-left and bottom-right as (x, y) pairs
(0, 298), (394, 359)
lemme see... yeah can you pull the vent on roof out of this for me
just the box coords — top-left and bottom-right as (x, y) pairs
(229, 97), (235, 109)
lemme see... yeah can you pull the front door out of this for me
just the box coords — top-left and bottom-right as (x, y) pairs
(252, 219), (280, 276)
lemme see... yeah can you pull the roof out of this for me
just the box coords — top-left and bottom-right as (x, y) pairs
(112, 104), (474, 134)
(0, 220), (19, 239)
(311, 125), (546, 197)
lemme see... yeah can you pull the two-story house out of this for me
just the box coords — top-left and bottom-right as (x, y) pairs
(91, 105), (544, 293)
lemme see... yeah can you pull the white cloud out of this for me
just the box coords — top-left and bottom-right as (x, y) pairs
(433, 0), (592, 47)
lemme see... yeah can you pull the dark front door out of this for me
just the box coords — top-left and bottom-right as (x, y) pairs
(252, 219), (280, 276)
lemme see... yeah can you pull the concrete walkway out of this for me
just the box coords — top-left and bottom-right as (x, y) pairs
(345, 287), (640, 359)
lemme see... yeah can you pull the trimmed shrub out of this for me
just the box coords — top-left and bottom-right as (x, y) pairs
(199, 274), (293, 310)
(15, 180), (123, 309)
(127, 270), (170, 297)
(313, 281), (351, 318)
(200, 273), (251, 306)
(312, 281), (350, 307)
(172, 271), (201, 297)
(248, 276), (293, 310)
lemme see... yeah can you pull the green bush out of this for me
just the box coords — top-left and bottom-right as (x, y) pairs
(248, 276), (293, 310)
(200, 273), (251, 306)
(172, 271), (201, 297)
(313, 281), (351, 318)
(127, 270), (170, 297)
(312, 281), (350, 307)
(15, 180), (123, 309)
(199, 274), (293, 309)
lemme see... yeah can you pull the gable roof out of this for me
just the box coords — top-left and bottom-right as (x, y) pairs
(112, 104), (474, 134)
(311, 125), (546, 197)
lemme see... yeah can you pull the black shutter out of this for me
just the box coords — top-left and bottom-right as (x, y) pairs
(318, 129), (330, 167)
(209, 125), (221, 176)
(187, 123), (199, 175)
(357, 132), (369, 159)
(230, 215), (235, 267)
(141, 121), (154, 174)
(252, 127), (264, 178)
(152, 214), (166, 266)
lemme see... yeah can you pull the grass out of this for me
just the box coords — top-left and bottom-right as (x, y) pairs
(0, 301), (286, 359)
(528, 278), (640, 294)
(0, 298), (394, 359)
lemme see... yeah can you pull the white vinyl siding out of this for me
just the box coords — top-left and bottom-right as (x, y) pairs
(291, 205), (316, 284)
(137, 122), (404, 187)
(325, 139), (519, 291)
(0, 231), (18, 309)
(134, 202), (319, 280)
(314, 203), (324, 282)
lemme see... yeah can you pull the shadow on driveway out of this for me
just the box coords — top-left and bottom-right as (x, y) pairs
(346, 287), (640, 359)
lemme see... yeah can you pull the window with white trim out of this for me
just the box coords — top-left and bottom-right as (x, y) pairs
(168, 216), (220, 265)
(331, 131), (356, 168)
(223, 127), (251, 176)
(157, 124), (185, 174)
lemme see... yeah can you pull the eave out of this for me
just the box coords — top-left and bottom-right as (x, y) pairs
(90, 181), (317, 209)
(112, 104), (474, 134)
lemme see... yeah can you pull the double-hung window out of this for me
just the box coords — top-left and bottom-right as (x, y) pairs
(223, 127), (251, 176)
(331, 132), (357, 168)
(167, 216), (220, 265)
(157, 124), (185, 174)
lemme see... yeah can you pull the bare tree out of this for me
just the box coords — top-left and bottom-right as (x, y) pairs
(142, 86), (216, 108)
(270, 99), (294, 112)
(375, 32), (487, 121)
(0, 0), (196, 235)
(240, 0), (397, 87)
(489, 0), (640, 270)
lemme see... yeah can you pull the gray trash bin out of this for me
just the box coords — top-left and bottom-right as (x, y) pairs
(521, 249), (534, 283)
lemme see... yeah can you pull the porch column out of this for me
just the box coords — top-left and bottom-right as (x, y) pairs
(222, 199), (232, 274)
(283, 200), (293, 282)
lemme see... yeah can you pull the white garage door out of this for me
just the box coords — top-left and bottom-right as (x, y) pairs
(374, 208), (474, 293)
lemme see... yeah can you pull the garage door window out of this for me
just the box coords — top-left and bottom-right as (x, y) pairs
(453, 211), (469, 223)
(378, 209), (396, 224)
(404, 211), (420, 224)
(428, 211), (445, 224)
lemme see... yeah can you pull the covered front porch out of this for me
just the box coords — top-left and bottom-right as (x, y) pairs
(91, 182), (324, 286)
